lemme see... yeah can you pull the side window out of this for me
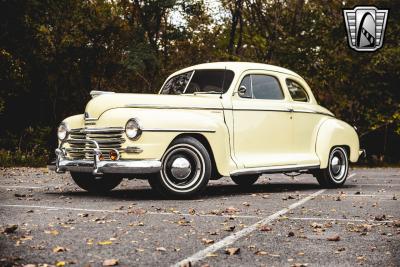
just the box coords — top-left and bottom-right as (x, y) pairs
(286, 79), (309, 102)
(239, 75), (252, 98)
(251, 75), (284, 100)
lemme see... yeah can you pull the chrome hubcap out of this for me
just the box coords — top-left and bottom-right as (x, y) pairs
(329, 148), (348, 182)
(171, 157), (191, 180)
(161, 144), (205, 192)
(331, 156), (340, 174)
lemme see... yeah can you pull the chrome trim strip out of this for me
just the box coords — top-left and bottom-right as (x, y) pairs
(125, 104), (221, 110)
(123, 104), (334, 117)
(84, 118), (98, 121)
(70, 127), (124, 133)
(230, 164), (320, 176)
(142, 128), (216, 133)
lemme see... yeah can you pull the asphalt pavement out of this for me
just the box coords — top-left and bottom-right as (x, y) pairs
(0, 167), (399, 267)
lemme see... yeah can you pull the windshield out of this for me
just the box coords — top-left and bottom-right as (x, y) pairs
(160, 69), (235, 95)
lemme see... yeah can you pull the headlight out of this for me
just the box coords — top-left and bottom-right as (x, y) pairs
(57, 122), (69, 141)
(125, 118), (142, 140)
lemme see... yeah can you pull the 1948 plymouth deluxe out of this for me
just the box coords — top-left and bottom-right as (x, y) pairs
(49, 62), (365, 197)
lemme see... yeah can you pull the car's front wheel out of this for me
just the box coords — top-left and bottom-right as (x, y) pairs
(70, 172), (122, 193)
(315, 147), (349, 188)
(148, 136), (211, 198)
(231, 175), (259, 187)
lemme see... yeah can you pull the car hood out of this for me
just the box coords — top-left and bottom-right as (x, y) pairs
(85, 93), (223, 119)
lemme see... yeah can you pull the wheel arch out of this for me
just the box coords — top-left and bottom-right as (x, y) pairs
(316, 118), (360, 168)
(171, 133), (222, 179)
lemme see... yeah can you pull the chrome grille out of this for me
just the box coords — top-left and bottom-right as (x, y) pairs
(65, 127), (125, 160)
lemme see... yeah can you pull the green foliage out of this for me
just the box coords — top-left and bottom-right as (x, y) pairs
(0, 0), (399, 166)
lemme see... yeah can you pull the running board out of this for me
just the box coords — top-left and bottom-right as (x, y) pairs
(230, 164), (320, 177)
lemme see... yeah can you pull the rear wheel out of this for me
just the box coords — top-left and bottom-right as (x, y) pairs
(70, 172), (122, 193)
(315, 147), (349, 188)
(231, 175), (259, 187)
(148, 136), (211, 198)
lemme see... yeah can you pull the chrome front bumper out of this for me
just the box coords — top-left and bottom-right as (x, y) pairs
(48, 140), (161, 175)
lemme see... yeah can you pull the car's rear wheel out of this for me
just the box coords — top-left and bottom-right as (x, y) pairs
(231, 175), (259, 187)
(148, 136), (211, 198)
(315, 147), (349, 188)
(70, 172), (122, 193)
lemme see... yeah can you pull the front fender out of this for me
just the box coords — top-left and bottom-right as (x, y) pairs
(316, 118), (360, 168)
(97, 108), (236, 176)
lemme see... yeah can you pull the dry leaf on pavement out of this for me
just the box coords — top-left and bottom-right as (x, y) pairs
(103, 258), (119, 266)
(225, 247), (240, 255)
(327, 235), (340, 241)
(53, 246), (67, 253)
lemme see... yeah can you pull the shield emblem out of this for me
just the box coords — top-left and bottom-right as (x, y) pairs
(343, 6), (389, 52)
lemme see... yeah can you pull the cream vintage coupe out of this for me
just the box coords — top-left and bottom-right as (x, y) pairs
(49, 62), (365, 197)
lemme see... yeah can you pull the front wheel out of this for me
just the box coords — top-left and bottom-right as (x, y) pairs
(70, 172), (122, 193)
(315, 147), (349, 188)
(231, 175), (259, 187)
(148, 137), (211, 198)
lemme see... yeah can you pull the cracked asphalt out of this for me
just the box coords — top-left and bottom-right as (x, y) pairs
(0, 167), (399, 267)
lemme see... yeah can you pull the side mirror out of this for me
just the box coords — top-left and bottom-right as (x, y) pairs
(238, 85), (251, 98)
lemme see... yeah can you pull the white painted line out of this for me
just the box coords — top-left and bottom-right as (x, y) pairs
(348, 173), (357, 179)
(0, 204), (262, 219)
(356, 183), (400, 186)
(294, 193), (393, 198)
(172, 189), (326, 267)
(0, 185), (44, 189)
(288, 217), (393, 223)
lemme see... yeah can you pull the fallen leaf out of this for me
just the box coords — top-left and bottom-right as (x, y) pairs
(259, 225), (272, 232)
(188, 208), (196, 215)
(225, 247), (240, 255)
(255, 250), (268, 255)
(56, 261), (66, 267)
(224, 225), (235, 232)
(206, 252), (218, 257)
(156, 247), (166, 252)
(179, 261), (192, 267)
(311, 222), (323, 228)
(242, 202), (250, 206)
(53, 246), (67, 253)
(45, 229), (59, 235)
(374, 215), (386, 221)
(2, 224), (18, 234)
(225, 206), (239, 214)
(202, 238), (214, 244)
(103, 259), (119, 266)
(288, 231), (295, 237)
(98, 240), (113, 245)
(327, 235), (340, 241)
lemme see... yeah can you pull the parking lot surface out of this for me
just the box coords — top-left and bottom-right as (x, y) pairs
(0, 167), (399, 267)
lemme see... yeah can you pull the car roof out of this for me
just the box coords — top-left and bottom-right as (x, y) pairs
(170, 61), (302, 79)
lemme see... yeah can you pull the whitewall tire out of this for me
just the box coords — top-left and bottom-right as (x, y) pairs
(148, 136), (211, 198)
(315, 147), (349, 188)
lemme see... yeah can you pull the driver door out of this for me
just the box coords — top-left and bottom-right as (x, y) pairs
(232, 71), (294, 168)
